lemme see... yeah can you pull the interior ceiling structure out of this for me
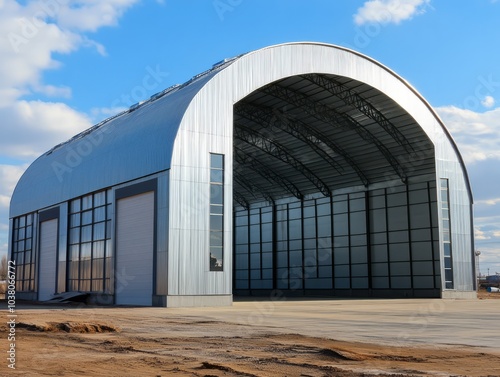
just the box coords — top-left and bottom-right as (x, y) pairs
(233, 73), (436, 208)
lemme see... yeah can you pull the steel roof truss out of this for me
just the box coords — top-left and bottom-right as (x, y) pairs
(302, 74), (415, 155)
(234, 124), (331, 196)
(261, 83), (408, 183)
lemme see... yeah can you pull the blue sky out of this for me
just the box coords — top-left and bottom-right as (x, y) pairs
(0, 0), (499, 275)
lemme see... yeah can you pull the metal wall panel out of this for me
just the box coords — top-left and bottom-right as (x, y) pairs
(115, 191), (155, 306)
(38, 219), (58, 301)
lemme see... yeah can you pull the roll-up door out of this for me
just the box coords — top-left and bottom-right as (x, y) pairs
(38, 219), (58, 301)
(115, 191), (154, 306)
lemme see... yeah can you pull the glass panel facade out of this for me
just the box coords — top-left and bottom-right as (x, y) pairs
(12, 213), (36, 292)
(68, 190), (112, 292)
(210, 153), (224, 271)
(234, 181), (440, 294)
(440, 179), (454, 289)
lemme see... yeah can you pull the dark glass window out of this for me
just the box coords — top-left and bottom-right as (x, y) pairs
(440, 179), (453, 289)
(68, 190), (112, 292)
(210, 153), (224, 271)
(12, 213), (35, 292)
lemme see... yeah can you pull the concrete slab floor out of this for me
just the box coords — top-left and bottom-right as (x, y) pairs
(6, 298), (499, 352)
(166, 298), (500, 351)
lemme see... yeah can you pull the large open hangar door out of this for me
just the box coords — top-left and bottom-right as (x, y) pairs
(232, 74), (441, 298)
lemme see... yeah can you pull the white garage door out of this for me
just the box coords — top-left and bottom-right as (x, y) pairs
(38, 219), (58, 301)
(115, 191), (154, 306)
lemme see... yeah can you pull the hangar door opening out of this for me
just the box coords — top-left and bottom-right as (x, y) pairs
(232, 74), (441, 298)
(115, 191), (155, 306)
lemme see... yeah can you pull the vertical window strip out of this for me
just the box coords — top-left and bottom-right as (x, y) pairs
(210, 153), (224, 271)
(12, 213), (35, 292)
(68, 190), (112, 292)
(440, 179), (454, 289)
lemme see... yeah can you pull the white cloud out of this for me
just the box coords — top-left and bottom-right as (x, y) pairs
(475, 227), (491, 240)
(0, 0), (140, 257)
(0, 1), (141, 159)
(0, 244), (7, 259)
(0, 164), (28, 257)
(33, 84), (72, 98)
(53, 0), (138, 32)
(354, 0), (430, 25)
(0, 195), (10, 211)
(436, 106), (500, 164)
(0, 100), (91, 159)
(481, 95), (495, 108)
(90, 106), (128, 123)
(0, 164), (28, 197)
(476, 198), (500, 206)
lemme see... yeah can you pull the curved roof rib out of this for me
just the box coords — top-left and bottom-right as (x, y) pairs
(234, 147), (304, 200)
(301, 74), (415, 156)
(260, 83), (408, 183)
(235, 103), (370, 187)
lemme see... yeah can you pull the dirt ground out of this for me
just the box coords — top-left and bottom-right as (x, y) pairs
(1, 297), (500, 377)
(478, 288), (500, 300)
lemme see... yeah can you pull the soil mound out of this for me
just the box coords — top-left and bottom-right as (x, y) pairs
(17, 321), (119, 333)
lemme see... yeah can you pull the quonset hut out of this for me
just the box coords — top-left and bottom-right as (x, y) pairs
(9, 42), (476, 307)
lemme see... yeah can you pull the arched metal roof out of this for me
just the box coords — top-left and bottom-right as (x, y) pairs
(10, 58), (240, 216)
(10, 42), (472, 217)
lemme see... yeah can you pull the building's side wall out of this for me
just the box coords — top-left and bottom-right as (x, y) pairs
(436, 144), (475, 294)
(167, 125), (233, 302)
(9, 171), (169, 305)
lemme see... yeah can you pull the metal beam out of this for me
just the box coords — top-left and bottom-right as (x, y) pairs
(260, 83), (407, 182)
(234, 125), (331, 196)
(233, 173), (275, 205)
(234, 147), (304, 200)
(302, 74), (415, 155)
(233, 191), (249, 209)
(235, 103), (370, 186)
(235, 103), (344, 175)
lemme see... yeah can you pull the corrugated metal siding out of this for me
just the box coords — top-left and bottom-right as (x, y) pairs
(115, 191), (155, 306)
(436, 150), (474, 291)
(38, 219), (58, 301)
(169, 42), (473, 297)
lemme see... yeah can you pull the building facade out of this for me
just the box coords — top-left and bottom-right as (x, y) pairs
(9, 43), (476, 307)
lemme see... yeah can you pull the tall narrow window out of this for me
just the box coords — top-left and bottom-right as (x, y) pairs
(68, 190), (112, 292)
(210, 153), (224, 271)
(440, 179), (453, 289)
(12, 213), (35, 292)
